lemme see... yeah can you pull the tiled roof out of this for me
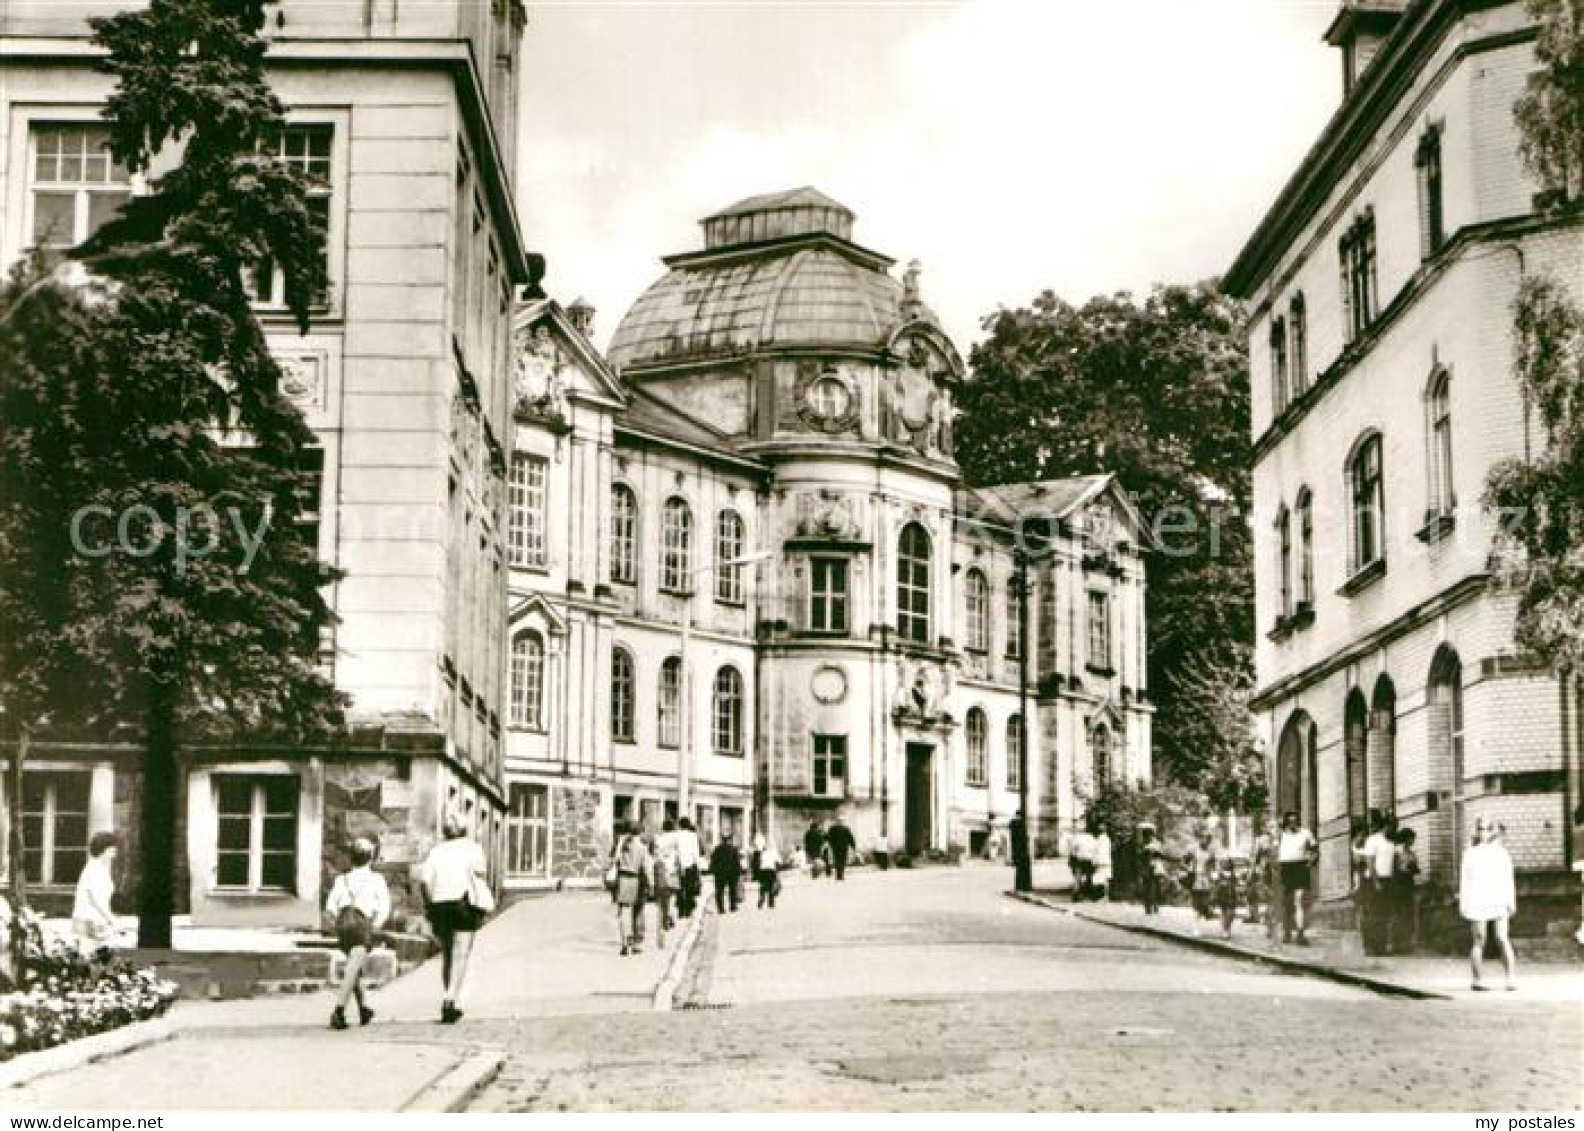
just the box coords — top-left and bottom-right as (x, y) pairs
(617, 386), (759, 464)
(705, 186), (854, 220)
(956, 475), (1112, 530)
(608, 243), (931, 371)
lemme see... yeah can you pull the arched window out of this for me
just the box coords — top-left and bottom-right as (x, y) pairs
(1344, 689), (1369, 836)
(1347, 432), (1385, 574)
(965, 569), (989, 653)
(658, 657), (681, 748)
(1276, 710), (1318, 832)
(610, 483), (637, 585)
(712, 666), (743, 754)
(1370, 674), (1397, 820)
(1091, 725), (1111, 789)
(610, 647), (635, 742)
(1006, 714), (1024, 791)
(965, 708), (987, 786)
(1429, 647), (1465, 867)
(1427, 369), (1454, 517)
(660, 498), (692, 593)
(1290, 293), (1308, 396)
(715, 509), (745, 604)
(509, 631), (544, 730)
(896, 523), (932, 644)
(1295, 487), (1315, 608)
(1275, 504), (1292, 618)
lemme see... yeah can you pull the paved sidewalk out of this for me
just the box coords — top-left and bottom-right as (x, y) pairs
(3, 889), (697, 1110)
(1020, 891), (1584, 1001)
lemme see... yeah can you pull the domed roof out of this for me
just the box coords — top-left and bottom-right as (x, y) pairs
(607, 189), (940, 372)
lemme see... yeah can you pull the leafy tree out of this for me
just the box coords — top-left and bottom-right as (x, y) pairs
(1514, 0), (1584, 205)
(1485, 276), (1584, 674)
(1483, 0), (1584, 677)
(0, 0), (343, 947)
(959, 282), (1255, 788)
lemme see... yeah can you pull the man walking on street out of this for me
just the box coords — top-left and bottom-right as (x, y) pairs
(804, 819), (827, 878)
(710, 830), (742, 913)
(675, 816), (702, 919)
(826, 814), (856, 881)
(1276, 811), (1317, 945)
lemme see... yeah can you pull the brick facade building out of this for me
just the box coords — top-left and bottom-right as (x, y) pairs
(1226, 0), (1583, 935)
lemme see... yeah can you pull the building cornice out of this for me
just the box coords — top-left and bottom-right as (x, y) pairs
(1225, 0), (1526, 298)
(1250, 572), (1488, 710)
(1252, 210), (1582, 463)
(0, 35), (535, 287)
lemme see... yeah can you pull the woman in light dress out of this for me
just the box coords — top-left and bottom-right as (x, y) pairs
(419, 812), (492, 1023)
(1459, 816), (1517, 991)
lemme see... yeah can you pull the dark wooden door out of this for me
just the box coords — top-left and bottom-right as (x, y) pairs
(905, 743), (933, 854)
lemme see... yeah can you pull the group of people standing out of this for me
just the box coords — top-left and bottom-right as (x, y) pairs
(608, 816), (704, 955)
(1066, 822), (1114, 901)
(1350, 811), (1422, 956)
(801, 817), (856, 881)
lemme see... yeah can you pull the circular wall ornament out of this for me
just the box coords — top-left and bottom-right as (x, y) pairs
(811, 664), (848, 705)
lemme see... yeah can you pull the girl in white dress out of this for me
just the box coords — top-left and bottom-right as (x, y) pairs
(1458, 817), (1517, 991)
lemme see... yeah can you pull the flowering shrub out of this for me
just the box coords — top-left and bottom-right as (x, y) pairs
(0, 904), (178, 1062)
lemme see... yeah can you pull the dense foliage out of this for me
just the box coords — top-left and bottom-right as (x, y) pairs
(0, 903), (177, 1061)
(0, 0), (343, 944)
(958, 283), (1257, 792)
(1484, 0), (1584, 677)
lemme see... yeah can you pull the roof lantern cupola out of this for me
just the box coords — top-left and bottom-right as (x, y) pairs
(701, 186), (856, 250)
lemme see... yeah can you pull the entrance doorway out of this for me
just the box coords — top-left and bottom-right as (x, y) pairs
(905, 743), (934, 855)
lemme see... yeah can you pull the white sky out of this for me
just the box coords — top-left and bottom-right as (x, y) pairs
(516, 0), (1342, 353)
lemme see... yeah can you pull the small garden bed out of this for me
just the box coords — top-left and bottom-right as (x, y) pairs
(1, 903), (178, 1062)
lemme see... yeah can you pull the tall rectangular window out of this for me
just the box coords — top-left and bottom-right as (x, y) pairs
(250, 124), (332, 307)
(1427, 371), (1454, 516)
(812, 735), (847, 798)
(1340, 210), (1378, 342)
(1269, 317), (1289, 415)
(1087, 591), (1112, 671)
(214, 775), (298, 892)
(1276, 506), (1293, 618)
(809, 558), (849, 634)
(896, 524), (932, 644)
(1005, 576), (1023, 660)
(1289, 294), (1308, 396)
(505, 783), (549, 877)
(964, 570), (989, 653)
(1417, 125), (1445, 259)
(715, 510), (745, 604)
(658, 658), (682, 748)
(28, 123), (131, 250)
(21, 771), (91, 887)
(1006, 715), (1024, 791)
(508, 453), (548, 568)
(965, 710), (987, 787)
(660, 499), (692, 594)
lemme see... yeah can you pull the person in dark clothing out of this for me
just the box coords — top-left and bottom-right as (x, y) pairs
(710, 832), (742, 913)
(825, 816), (856, 881)
(803, 820), (827, 879)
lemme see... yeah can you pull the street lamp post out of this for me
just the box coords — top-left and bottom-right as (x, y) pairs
(1012, 548), (1033, 893)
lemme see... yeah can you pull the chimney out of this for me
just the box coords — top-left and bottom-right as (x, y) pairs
(1324, 1), (1408, 97)
(567, 296), (595, 340)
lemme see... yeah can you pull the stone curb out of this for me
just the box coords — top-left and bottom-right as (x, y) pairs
(0, 1017), (175, 1092)
(651, 908), (707, 1012)
(1006, 890), (1450, 1001)
(400, 1048), (506, 1113)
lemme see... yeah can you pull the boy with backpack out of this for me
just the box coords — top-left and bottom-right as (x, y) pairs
(325, 837), (391, 1030)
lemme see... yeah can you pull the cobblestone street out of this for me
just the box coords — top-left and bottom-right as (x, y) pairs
(464, 868), (1581, 1112)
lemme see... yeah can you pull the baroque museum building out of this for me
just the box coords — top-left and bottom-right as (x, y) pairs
(502, 188), (1153, 888)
